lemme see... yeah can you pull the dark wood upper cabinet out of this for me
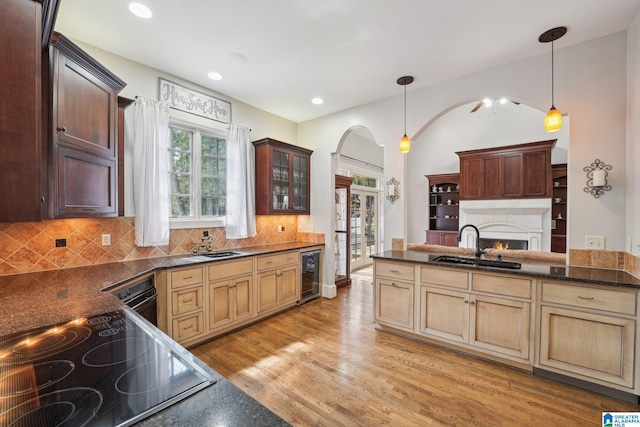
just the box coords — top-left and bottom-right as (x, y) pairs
(253, 138), (313, 215)
(457, 140), (555, 200)
(44, 32), (126, 218)
(0, 0), (60, 222)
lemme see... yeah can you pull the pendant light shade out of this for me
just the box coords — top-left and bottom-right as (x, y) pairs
(399, 134), (411, 153)
(397, 76), (414, 153)
(544, 106), (562, 132)
(539, 27), (567, 133)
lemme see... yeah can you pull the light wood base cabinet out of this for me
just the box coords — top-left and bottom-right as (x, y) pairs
(419, 286), (530, 360)
(257, 250), (300, 314)
(538, 281), (637, 391)
(375, 278), (414, 331)
(157, 246), (321, 348)
(208, 275), (254, 331)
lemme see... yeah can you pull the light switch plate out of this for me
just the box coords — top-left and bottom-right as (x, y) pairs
(102, 234), (112, 246)
(585, 235), (605, 250)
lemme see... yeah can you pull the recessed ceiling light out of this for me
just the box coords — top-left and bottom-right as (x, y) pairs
(207, 72), (223, 81)
(482, 98), (493, 108)
(311, 97), (324, 105)
(129, 3), (152, 19)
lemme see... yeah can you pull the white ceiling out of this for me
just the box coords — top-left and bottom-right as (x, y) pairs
(55, 0), (640, 123)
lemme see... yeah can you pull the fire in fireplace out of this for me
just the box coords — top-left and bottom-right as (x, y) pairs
(478, 238), (529, 251)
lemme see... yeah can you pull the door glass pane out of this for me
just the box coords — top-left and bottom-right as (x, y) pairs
(365, 195), (376, 258)
(293, 154), (307, 210)
(272, 150), (289, 210)
(350, 194), (362, 265)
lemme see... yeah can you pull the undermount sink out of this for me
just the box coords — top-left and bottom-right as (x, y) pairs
(198, 251), (240, 258)
(432, 255), (521, 270)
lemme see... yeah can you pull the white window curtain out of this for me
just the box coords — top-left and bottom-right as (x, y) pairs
(225, 124), (256, 239)
(131, 96), (171, 247)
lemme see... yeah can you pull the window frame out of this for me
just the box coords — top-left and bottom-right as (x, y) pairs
(168, 121), (227, 229)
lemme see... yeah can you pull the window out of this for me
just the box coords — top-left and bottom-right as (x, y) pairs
(168, 125), (226, 226)
(350, 173), (378, 189)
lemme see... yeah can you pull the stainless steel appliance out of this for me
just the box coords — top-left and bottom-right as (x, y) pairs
(300, 249), (322, 304)
(112, 273), (157, 325)
(0, 308), (215, 426)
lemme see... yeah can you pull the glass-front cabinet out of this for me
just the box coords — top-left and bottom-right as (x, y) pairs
(253, 138), (313, 215)
(335, 175), (354, 288)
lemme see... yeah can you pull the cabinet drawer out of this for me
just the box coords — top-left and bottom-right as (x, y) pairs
(541, 282), (637, 315)
(209, 258), (253, 281)
(172, 287), (203, 316)
(421, 266), (468, 290)
(472, 273), (532, 299)
(376, 261), (415, 282)
(171, 267), (203, 289)
(172, 312), (204, 342)
(257, 251), (298, 271)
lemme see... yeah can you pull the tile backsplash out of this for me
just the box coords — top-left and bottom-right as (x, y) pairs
(0, 216), (304, 276)
(569, 248), (640, 279)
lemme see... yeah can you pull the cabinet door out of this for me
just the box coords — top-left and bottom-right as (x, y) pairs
(469, 295), (530, 360)
(0, 0), (42, 222)
(257, 270), (278, 313)
(426, 231), (443, 245)
(481, 156), (502, 198)
(271, 148), (290, 212)
(419, 286), (468, 343)
(279, 265), (300, 305)
(375, 278), (414, 331)
(442, 232), (459, 247)
(233, 275), (254, 322)
(292, 154), (309, 211)
(55, 146), (117, 216)
(539, 306), (635, 388)
(55, 52), (116, 157)
(459, 158), (483, 199)
(208, 280), (232, 330)
(522, 150), (548, 197)
(501, 154), (523, 197)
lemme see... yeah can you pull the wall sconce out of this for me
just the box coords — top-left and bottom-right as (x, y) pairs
(386, 177), (399, 204)
(583, 159), (612, 198)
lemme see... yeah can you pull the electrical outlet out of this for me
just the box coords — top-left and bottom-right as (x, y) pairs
(102, 234), (111, 246)
(202, 230), (209, 238)
(277, 225), (284, 233)
(585, 235), (605, 250)
(55, 238), (66, 248)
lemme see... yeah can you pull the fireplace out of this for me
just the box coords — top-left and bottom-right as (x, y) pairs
(458, 199), (552, 252)
(479, 238), (529, 251)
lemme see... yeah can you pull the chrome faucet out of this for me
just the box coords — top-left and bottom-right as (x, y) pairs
(457, 224), (485, 260)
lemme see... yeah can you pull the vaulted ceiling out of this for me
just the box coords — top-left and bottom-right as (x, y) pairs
(55, 0), (640, 123)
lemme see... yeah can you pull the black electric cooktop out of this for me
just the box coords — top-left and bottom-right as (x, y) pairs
(0, 309), (215, 426)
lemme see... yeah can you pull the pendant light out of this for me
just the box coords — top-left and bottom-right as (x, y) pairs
(539, 27), (567, 133)
(397, 76), (414, 153)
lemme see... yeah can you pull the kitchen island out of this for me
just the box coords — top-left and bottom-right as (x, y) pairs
(372, 249), (640, 403)
(0, 241), (322, 426)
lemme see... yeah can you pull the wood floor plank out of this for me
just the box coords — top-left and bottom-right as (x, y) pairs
(191, 269), (639, 426)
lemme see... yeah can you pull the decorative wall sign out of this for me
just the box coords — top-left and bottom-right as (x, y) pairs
(158, 78), (231, 123)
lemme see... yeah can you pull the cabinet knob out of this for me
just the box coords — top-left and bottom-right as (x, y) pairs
(57, 126), (67, 132)
(469, 301), (476, 305)
(463, 300), (469, 304)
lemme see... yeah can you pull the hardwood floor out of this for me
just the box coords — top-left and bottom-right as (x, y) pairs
(192, 267), (639, 426)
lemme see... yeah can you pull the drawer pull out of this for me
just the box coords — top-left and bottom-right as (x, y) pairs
(183, 298), (193, 303)
(391, 282), (397, 287)
(266, 261), (273, 264)
(287, 257), (293, 260)
(578, 296), (595, 301)
(183, 275), (193, 280)
(184, 325), (193, 330)
(390, 269), (400, 273)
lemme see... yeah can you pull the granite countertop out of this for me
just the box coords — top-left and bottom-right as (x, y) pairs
(0, 241), (323, 426)
(372, 250), (640, 289)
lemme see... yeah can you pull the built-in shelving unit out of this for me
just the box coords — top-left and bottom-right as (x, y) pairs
(425, 173), (460, 247)
(551, 164), (567, 253)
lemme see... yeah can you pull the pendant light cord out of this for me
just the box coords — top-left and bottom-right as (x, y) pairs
(551, 40), (555, 107)
(404, 84), (407, 135)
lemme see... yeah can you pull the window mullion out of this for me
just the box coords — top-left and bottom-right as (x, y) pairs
(193, 129), (202, 219)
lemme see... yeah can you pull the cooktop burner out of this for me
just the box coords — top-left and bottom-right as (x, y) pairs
(0, 309), (215, 426)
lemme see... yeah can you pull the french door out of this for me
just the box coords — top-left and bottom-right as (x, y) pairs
(350, 190), (379, 270)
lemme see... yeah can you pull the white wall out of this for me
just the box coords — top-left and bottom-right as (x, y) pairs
(627, 10), (640, 255)
(407, 102), (569, 244)
(299, 32), (629, 264)
(70, 40), (298, 217)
